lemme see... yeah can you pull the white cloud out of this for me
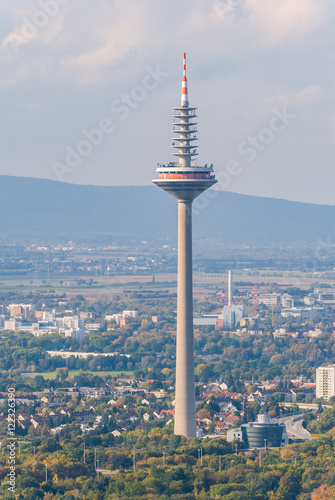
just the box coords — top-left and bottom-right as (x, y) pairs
(1, 0), (71, 54)
(244, 0), (324, 46)
(1, 0), (335, 203)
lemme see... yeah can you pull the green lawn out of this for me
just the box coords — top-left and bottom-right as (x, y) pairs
(22, 370), (134, 380)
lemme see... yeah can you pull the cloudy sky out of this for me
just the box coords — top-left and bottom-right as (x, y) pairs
(1, 0), (335, 204)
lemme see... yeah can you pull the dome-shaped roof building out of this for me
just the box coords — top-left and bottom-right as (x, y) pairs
(241, 413), (286, 448)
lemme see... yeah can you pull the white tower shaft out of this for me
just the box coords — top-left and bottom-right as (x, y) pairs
(174, 200), (196, 437)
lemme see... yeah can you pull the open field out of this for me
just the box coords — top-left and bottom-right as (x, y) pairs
(22, 370), (134, 380)
(0, 274), (177, 300)
(1, 269), (334, 298)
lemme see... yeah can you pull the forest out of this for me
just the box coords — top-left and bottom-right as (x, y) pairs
(1, 414), (335, 499)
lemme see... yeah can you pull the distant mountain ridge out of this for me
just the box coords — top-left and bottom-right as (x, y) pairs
(0, 175), (334, 245)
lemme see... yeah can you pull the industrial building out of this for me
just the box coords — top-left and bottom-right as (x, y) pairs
(221, 304), (246, 327)
(194, 271), (247, 328)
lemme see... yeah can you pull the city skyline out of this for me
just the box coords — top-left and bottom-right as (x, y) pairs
(1, 1), (335, 204)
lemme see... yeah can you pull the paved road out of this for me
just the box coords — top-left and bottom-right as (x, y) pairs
(276, 414), (311, 441)
(279, 402), (331, 410)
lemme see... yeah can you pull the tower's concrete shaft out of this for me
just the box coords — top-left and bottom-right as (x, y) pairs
(174, 199), (196, 437)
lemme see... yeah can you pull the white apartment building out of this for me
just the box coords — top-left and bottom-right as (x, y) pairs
(62, 315), (84, 330)
(304, 295), (316, 306)
(4, 318), (19, 330)
(316, 365), (335, 400)
(304, 328), (323, 338)
(258, 294), (280, 306)
(65, 329), (86, 343)
(105, 310), (138, 325)
(85, 323), (102, 332)
(316, 293), (335, 304)
(304, 292), (335, 305)
(1, 313), (89, 342)
(7, 303), (34, 318)
(281, 307), (325, 319)
(273, 328), (286, 339)
(281, 294), (294, 308)
(122, 310), (138, 318)
(42, 311), (56, 322)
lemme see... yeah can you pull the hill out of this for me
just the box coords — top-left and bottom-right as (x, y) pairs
(0, 175), (334, 245)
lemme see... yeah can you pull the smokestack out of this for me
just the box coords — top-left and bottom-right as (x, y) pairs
(228, 270), (232, 306)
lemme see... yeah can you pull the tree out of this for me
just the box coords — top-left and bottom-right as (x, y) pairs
(55, 367), (69, 383)
(274, 469), (302, 500)
(311, 485), (335, 500)
(197, 409), (211, 420)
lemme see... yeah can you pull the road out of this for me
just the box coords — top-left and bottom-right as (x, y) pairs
(279, 402), (331, 411)
(276, 414), (311, 441)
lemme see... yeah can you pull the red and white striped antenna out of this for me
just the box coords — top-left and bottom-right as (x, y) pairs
(181, 52), (189, 106)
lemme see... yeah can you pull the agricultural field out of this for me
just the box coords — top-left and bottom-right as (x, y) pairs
(22, 370), (134, 380)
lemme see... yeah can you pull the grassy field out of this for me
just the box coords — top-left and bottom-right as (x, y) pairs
(22, 370), (134, 380)
(1, 270), (335, 297)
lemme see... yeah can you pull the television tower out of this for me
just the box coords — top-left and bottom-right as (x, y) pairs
(153, 53), (217, 438)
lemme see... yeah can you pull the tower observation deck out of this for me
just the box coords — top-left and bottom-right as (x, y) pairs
(153, 53), (217, 438)
(153, 53), (216, 200)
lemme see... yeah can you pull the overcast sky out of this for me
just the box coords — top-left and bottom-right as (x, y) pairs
(1, 0), (335, 204)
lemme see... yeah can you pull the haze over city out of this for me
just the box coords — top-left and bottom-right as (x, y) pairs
(1, 0), (335, 204)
